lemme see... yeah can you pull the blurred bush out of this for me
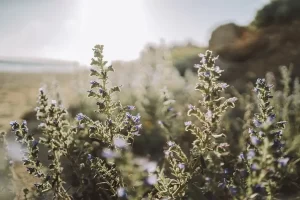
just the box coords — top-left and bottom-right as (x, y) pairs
(252, 0), (300, 28)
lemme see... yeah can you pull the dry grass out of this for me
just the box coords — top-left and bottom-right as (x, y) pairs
(0, 70), (90, 131)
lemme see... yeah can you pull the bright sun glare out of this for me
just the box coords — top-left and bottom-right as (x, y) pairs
(72, 0), (150, 65)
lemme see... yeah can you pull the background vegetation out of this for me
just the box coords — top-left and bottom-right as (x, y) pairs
(2, 0), (300, 199)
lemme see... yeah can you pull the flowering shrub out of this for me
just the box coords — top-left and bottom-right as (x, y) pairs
(2, 45), (300, 200)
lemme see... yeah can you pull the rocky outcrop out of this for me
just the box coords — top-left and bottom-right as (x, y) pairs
(208, 20), (300, 89)
(209, 23), (245, 52)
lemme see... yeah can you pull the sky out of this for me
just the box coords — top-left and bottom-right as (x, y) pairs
(0, 0), (269, 65)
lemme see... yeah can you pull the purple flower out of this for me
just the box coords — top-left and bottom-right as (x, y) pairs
(146, 174), (157, 185)
(251, 163), (260, 171)
(256, 78), (265, 85)
(247, 149), (255, 160)
(10, 121), (17, 126)
(229, 186), (237, 196)
(76, 113), (85, 121)
(127, 105), (135, 110)
(278, 157), (289, 167)
(10, 121), (18, 130)
(164, 150), (171, 158)
(87, 154), (92, 160)
(167, 107), (174, 112)
(188, 104), (195, 110)
(125, 112), (131, 119)
(248, 128), (254, 134)
(32, 140), (39, 148)
(117, 187), (126, 197)
(253, 119), (262, 127)
(274, 130), (283, 137)
(224, 168), (229, 174)
(250, 136), (260, 145)
(215, 66), (223, 73)
(254, 184), (264, 193)
(167, 141), (175, 147)
(206, 110), (213, 119)
(113, 137), (128, 148)
(90, 80), (97, 84)
(99, 88), (105, 94)
(220, 83), (229, 89)
(239, 153), (245, 160)
(132, 124), (142, 136)
(184, 121), (192, 126)
(90, 80), (99, 87)
(203, 71), (210, 77)
(178, 163), (185, 169)
(273, 139), (284, 149)
(132, 113), (141, 124)
(22, 120), (27, 126)
(267, 114), (276, 123)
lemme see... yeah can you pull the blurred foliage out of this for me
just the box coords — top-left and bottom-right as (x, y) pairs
(170, 43), (206, 76)
(2, 42), (300, 199)
(252, 0), (300, 28)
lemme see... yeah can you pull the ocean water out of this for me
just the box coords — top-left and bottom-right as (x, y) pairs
(0, 61), (81, 73)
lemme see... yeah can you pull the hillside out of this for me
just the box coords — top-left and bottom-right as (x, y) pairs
(208, 19), (300, 89)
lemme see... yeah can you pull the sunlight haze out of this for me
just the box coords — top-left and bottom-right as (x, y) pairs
(0, 0), (267, 65)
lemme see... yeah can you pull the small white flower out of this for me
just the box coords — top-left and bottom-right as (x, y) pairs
(167, 141), (175, 147)
(228, 97), (238, 103)
(184, 121), (192, 126)
(51, 100), (57, 105)
(38, 123), (46, 128)
(188, 104), (195, 110)
(117, 187), (126, 197)
(164, 150), (171, 158)
(220, 83), (229, 89)
(215, 66), (223, 73)
(143, 161), (157, 173)
(206, 110), (213, 119)
(146, 174), (157, 185)
(102, 148), (118, 159)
